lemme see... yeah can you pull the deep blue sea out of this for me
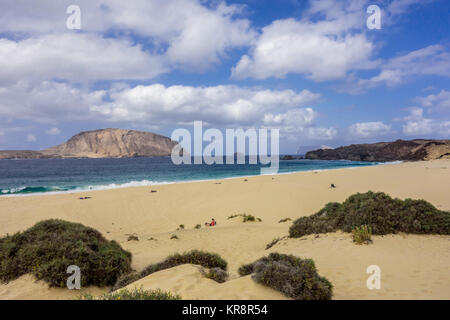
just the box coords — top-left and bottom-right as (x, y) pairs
(0, 157), (384, 196)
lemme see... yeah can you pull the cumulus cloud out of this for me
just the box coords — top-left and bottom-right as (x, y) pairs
(0, 81), (106, 122)
(0, 34), (167, 85)
(91, 84), (321, 128)
(357, 45), (450, 89)
(348, 121), (392, 138)
(414, 90), (450, 115)
(0, 80), (323, 139)
(402, 107), (450, 137)
(0, 0), (255, 73)
(262, 108), (337, 141)
(232, 0), (378, 81)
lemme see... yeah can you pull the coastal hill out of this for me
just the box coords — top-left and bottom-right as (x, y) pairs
(0, 128), (179, 159)
(305, 139), (450, 162)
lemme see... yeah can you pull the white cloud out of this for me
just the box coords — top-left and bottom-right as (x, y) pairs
(262, 108), (337, 141)
(414, 90), (450, 114)
(0, 34), (167, 85)
(263, 108), (316, 127)
(387, 0), (435, 16)
(306, 127), (338, 141)
(358, 45), (450, 88)
(26, 133), (36, 142)
(0, 81), (322, 136)
(349, 121), (392, 138)
(232, 0), (378, 81)
(91, 84), (321, 128)
(402, 107), (450, 137)
(45, 127), (61, 135)
(0, 81), (106, 122)
(0, 0), (256, 73)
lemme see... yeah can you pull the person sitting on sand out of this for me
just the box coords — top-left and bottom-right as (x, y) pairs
(205, 218), (216, 227)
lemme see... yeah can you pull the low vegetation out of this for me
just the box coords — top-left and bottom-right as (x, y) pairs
(265, 237), (285, 250)
(238, 262), (255, 277)
(170, 234), (179, 240)
(352, 225), (372, 245)
(127, 234), (139, 241)
(278, 218), (292, 223)
(113, 250), (228, 290)
(0, 219), (132, 287)
(80, 287), (181, 300)
(201, 267), (229, 283)
(238, 253), (333, 300)
(289, 191), (450, 238)
(194, 224), (201, 229)
(228, 213), (262, 222)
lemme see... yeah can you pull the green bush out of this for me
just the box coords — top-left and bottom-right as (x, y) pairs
(352, 225), (372, 245)
(0, 219), (132, 287)
(81, 287), (181, 300)
(113, 250), (228, 290)
(289, 191), (450, 238)
(141, 250), (227, 277)
(239, 253), (333, 300)
(202, 267), (229, 283)
(238, 263), (255, 276)
(228, 213), (261, 222)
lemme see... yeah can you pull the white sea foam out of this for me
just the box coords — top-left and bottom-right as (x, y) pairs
(1, 160), (398, 197)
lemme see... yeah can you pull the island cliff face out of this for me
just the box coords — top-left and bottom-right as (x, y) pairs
(305, 139), (450, 162)
(0, 129), (179, 159)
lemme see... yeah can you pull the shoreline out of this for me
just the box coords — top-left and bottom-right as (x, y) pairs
(0, 160), (401, 198)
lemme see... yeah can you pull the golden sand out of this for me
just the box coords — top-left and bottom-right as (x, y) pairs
(0, 160), (449, 300)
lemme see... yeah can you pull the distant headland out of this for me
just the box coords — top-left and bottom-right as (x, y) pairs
(305, 139), (450, 162)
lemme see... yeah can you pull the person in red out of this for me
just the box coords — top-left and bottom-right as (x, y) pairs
(205, 218), (216, 227)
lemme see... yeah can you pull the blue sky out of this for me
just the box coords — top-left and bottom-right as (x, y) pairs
(0, 0), (449, 153)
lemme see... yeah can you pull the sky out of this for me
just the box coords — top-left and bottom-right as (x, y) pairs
(0, 0), (449, 153)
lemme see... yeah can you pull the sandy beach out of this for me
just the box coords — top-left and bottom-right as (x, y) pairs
(0, 160), (449, 300)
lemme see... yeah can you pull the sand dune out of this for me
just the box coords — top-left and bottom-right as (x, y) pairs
(0, 160), (449, 299)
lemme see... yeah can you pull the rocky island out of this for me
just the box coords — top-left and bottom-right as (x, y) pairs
(0, 128), (179, 159)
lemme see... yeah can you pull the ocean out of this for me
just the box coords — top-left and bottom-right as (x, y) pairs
(0, 157), (384, 196)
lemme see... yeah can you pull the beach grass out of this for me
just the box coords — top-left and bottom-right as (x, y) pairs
(80, 287), (181, 300)
(352, 225), (372, 245)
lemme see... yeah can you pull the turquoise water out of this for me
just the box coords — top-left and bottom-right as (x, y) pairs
(0, 157), (383, 195)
